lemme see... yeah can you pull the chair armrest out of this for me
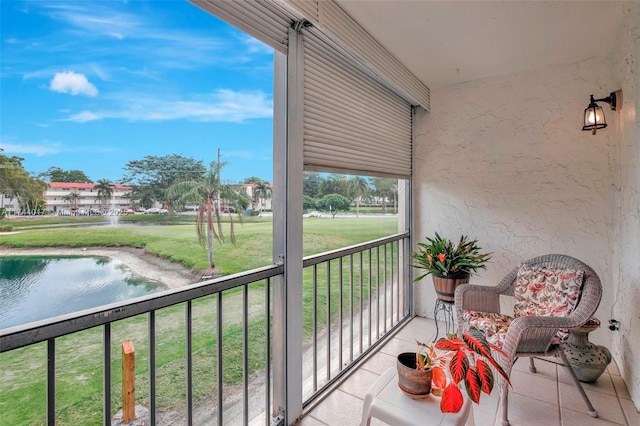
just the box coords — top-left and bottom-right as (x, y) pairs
(455, 283), (504, 313)
(500, 315), (577, 364)
(455, 284), (505, 336)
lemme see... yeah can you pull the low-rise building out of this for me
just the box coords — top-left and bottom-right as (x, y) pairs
(45, 182), (133, 214)
(242, 183), (273, 212)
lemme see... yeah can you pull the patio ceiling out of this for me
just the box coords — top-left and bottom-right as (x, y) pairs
(336, 1), (628, 89)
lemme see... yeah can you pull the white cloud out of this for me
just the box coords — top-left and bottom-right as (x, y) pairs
(24, 65), (108, 82)
(43, 3), (140, 37)
(89, 64), (110, 81)
(18, 2), (271, 81)
(1, 142), (62, 156)
(66, 111), (100, 123)
(23, 67), (61, 80)
(49, 71), (98, 97)
(62, 89), (272, 123)
(241, 36), (272, 55)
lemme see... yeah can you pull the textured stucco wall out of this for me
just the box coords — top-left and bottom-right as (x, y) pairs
(611, 1), (640, 408)
(413, 6), (640, 407)
(413, 58), (619, 347)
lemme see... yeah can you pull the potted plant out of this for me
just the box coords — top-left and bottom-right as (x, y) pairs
(411, 233), (491, 301)
(397, 329), (511, 413)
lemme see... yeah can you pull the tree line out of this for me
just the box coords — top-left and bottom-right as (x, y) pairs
(0, 150), (398, 219)
(1, 149), (398, 268)
(0, 149), (48, 216)
(303, 173), (398, 217)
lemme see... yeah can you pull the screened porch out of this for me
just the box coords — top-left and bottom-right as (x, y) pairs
(1, 1), (638, 425)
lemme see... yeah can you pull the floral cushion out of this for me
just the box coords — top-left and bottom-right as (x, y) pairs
(464, 266), (584, 348)
(463, 310), (569, 349)
(514, 265), (584, 318)
(463, 311), (513, 349)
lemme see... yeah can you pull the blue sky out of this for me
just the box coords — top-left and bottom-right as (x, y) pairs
(1, 0), (275, 184)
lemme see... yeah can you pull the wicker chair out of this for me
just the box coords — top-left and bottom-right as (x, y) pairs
(455, 254), (602, 426)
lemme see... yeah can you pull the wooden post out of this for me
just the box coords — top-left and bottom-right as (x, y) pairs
(122, 340), (135, 423)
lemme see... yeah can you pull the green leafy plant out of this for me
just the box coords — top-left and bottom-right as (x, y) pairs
(411, 232), (491, 280)
(416, 329), (511, 413)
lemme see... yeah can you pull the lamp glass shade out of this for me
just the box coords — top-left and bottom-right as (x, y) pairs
(582, 104), (607, 132)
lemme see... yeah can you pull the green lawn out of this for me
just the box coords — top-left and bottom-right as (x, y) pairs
(0, 213), (273, 231)
(0, 217), (400, 425)
(0, 217), (397, 273)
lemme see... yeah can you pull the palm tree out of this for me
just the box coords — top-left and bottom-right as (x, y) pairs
(318, 174), (349, 197)
(253, 181), (272, 216)
(348, 176), (370, 218)
(94, 179), (113, 211)
(371, 177), (397, 214)
(62, 192), (79, 212)
(166, 156), (244, 269)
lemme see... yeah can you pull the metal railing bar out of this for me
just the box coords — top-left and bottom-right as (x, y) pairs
(368, 249), (372, 348)
(349, 253), (354, 363)
(265, 278), (272, 426)
(405, 237), (412, 316)
(394, 242), (399, 323)
(326, 261), (331, 382)
(186, 301), (193, 426)
(376, 246), (380, 341)
(338, 257), (343, 371)
(302, 315), (411, 411)
(243, 286), (249, 426)
(47, 338), (55, 426)
(1, 265), (284, 352)
(403, 242), (407, 315)
(384, 243), (388, 333)
(359, 251), (363, 355)
(390, 242), (395, 325)
(217, 293), (223, 426)
(149, 311), (156, 425)
(312, 264), (318, 392)
(303, 233), (409, 267)
(103, 325), (110, 426)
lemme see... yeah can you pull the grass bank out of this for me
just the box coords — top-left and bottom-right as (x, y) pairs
(0, 217), (397, 274)
(0, 213), (273, 230)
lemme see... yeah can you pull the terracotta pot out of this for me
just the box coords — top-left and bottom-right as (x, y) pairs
(432, 272), (470, 302)
(397, 352), (433, 396)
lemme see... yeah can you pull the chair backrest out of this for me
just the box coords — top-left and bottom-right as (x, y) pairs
(497, 254), (603, 330)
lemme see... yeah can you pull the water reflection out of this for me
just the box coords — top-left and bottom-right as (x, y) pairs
(0, 256), (167, 329)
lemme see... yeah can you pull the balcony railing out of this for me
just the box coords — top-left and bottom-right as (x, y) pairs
(301, 232), (411, 407)
(1, 266), (282, 426)
(0, 233), (411, 425)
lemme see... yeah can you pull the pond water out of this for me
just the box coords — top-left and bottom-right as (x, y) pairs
(0, 256), (167, 329)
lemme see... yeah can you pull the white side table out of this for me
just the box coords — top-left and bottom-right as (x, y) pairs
(361, 368), (474, 426)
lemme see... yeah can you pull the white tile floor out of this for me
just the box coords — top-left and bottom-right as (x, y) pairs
(297, 317), (639, 426)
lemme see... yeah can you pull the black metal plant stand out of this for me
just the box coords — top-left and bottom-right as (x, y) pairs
(433, 299), (455, 342)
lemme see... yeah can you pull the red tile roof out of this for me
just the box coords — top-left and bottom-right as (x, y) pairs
(49, 182), (132, 190)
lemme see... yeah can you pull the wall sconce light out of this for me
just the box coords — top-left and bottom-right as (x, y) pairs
(582, 90), (622, 135)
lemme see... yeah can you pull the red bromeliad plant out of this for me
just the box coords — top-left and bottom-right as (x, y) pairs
(411, 233), (491, 279)
(417, 328), (511, 413)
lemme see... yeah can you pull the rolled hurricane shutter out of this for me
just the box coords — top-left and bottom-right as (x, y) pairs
(303, 30), (413, 179)
(282, 0), (430, 109)
(190, 0), (294, 54)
